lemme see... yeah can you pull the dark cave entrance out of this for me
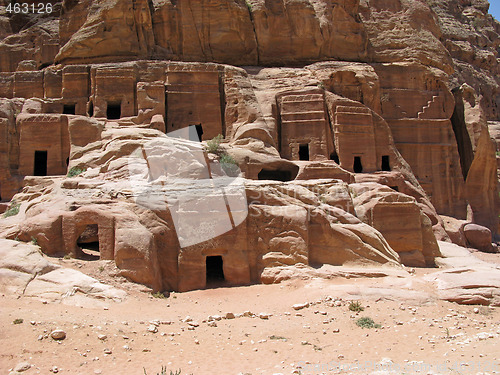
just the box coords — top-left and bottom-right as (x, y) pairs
(34, 150), (47, 176)
(206, 256), (225, 285)
(353, 156), (363, 173)
(195, 124), (203, 142)
(63, 104), (76, 115)
(258, 169), (293, 181)
(88, 101), (94, 117)
(299, 143), (310, 161)
(107, 103), (121, 120)
(77, 224), (100, 260)
(381, 155), (391, 171)
(330, 152), (340, 163)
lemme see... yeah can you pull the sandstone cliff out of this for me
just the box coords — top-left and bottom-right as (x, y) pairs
(0, 0), (499, 292)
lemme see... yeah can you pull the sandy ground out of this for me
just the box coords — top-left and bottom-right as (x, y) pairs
(1, 255), (500, 375)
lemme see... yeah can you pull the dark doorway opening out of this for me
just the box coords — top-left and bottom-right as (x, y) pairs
(88, 102), (94, 117)
(77, 224), (100, 260)
(107, 103), (121, 120)
(195, 124), (203, 142)
(381, 155), (391, 171)
(353, 156), (363, 173)
(299, 144), (309, 161)
(258, 169), (293, 182)
(206, 256), (225, 285)
(63, 104), (76, 115)
(390, 185), (399, 192)
(66, 157), (69, 167)
(34, 150), (48, 176)
(330, 152), (340, 164)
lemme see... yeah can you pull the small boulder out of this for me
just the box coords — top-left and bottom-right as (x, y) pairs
(50, 329), (66, 340)
(292, 302), (309, 310)
(464, 224), (494, 252)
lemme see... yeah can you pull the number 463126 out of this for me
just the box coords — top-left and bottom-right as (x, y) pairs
(6, 2), (53, 13)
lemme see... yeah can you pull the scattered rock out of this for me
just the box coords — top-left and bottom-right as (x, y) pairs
(147, 325), (158, 333)
(14, 362), (31, 372)
(50, 329), (66, 340)
(292, 303), (309, 310)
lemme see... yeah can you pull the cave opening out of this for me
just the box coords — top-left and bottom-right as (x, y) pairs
(77, 224), (100, 260)
(63, 104), (76, 115)
(353, 156), (363, 173)
(206, 255), (225, 285)
(299, 143), (310, 161)
(195, 124), (203, 142)
(381, 155), (391, 171)
(34, 150), (47, 176)
(258, 169), (293, 181)
(330, 152), (340, 163)
(107, 102), (121, 120)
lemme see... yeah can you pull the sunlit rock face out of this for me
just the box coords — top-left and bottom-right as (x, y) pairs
(0, 0), (498, 291)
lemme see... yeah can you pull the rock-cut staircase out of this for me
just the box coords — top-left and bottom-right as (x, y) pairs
(418, 94), (443, 120)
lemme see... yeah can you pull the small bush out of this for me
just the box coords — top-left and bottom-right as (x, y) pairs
(349, 301), (364, 312)
(220, 153), (239, 177)
(67, 167), (85, 177)
(144, 368), (189, 375)
(31, 237), (38, 246)
(151, 291), (166, 299)
(269, 335), (287, 341)
(205, 134), (223, 155)
(356, 317), (381, 329)
(3, 202), (20, 218)
(13, 318), (23, 324)
(245, 0), (253, 11)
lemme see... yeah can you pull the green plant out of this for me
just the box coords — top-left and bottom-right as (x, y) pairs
(245, 0), (253, 11)
(63, 254), (71, 260)
(3, 202), (20, 218)
(31, 237), (38, 246)
(205, 134), (223, 155)
(144, 368), (190, 375)
(349, 301), (364, 312)
(269, 335), (287, 341)
(99, 265), (105, 272)
(317, 82), (325, 90)
(13, 318), (23, 324)
(220, 153), (239, 177)
(152, 291), (167, 299)
(67, 167), (85, 177)
(356, 317), (381, 329)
